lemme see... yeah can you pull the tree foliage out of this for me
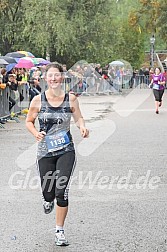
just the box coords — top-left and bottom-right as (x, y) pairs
(157, 0), (167, 42)
(0, 0), (24, 53)
(128, 0), (167, 48)
(0, 0), (166, 68)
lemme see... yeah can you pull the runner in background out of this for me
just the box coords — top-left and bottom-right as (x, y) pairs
(149, 67), (166, 114)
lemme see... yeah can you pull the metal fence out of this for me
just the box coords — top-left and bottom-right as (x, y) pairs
(0, 74), (161, 127)
(0, 87), (9, 119)
(62, 74), (151, 94)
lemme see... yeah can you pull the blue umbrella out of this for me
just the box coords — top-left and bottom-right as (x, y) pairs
(6, 63), (17, 72)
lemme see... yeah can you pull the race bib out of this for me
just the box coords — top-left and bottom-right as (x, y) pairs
(45, 131), (70, 152)
(153, 84), (159, 90)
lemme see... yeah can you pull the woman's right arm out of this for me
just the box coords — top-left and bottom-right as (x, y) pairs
(26, 95), (46, 142)
(149, 77), (154, 88)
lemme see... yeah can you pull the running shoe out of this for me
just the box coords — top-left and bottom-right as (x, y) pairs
(43, 200), (54, 214)
(55, 230), (69, 246)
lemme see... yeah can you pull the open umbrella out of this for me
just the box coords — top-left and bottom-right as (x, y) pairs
(0, 59), (9, 66)
(35, 57), (45, 62)
(0, 56), (17, 64)
(32, 57), (50, 66)
(17, 51), (35, 58)
(37, 59), (50, 66)
(109, 60), (124, 66)
(21, 57), (50, 66)
(6, 63), (17, 73)
(15, 58), (34, 69)
(21, 57), (39, 65)
(5, 52), (25, 58)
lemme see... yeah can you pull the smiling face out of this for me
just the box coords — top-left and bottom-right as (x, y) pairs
(45, 67), (63, 89)
(155, 67), (161, 75)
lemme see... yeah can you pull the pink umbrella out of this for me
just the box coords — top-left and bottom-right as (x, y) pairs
(15, 58), (35, 69)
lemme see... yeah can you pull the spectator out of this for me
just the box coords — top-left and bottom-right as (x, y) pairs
(95, 64), (102, 94)
(1, 68), (8, 83)
(28, 77), (41, 102)
(0, 74), (6, 124)
(144, 68), (149, 85)
(139, 67), (144, 85)
(6, 74), (18, 111)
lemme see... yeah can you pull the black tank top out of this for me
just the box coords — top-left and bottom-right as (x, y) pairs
(37, 92), (74, 158)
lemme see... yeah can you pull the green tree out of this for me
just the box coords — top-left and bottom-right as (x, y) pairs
(1, 0), (162, 68)
(109, 0), (144, 68)
(128, 0), (167, 50)
(0, 0), (25, 54)
(157, 0), (167, 46)
(23, 0), (117, 66)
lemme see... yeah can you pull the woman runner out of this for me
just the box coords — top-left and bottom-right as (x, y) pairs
(26, 63), (89, 246)
(149, 67), (166, 114)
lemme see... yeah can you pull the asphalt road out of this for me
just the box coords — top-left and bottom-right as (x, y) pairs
(1, 89), (167, 252)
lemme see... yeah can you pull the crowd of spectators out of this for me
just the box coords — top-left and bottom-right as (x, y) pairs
(1, 62), (167, 125)
(62, 63), (167, 95)
(0, 66), (44, 124)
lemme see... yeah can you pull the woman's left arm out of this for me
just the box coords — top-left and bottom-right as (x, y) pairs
(70, 94), (89, 138)
(158, 74), (166, 85)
